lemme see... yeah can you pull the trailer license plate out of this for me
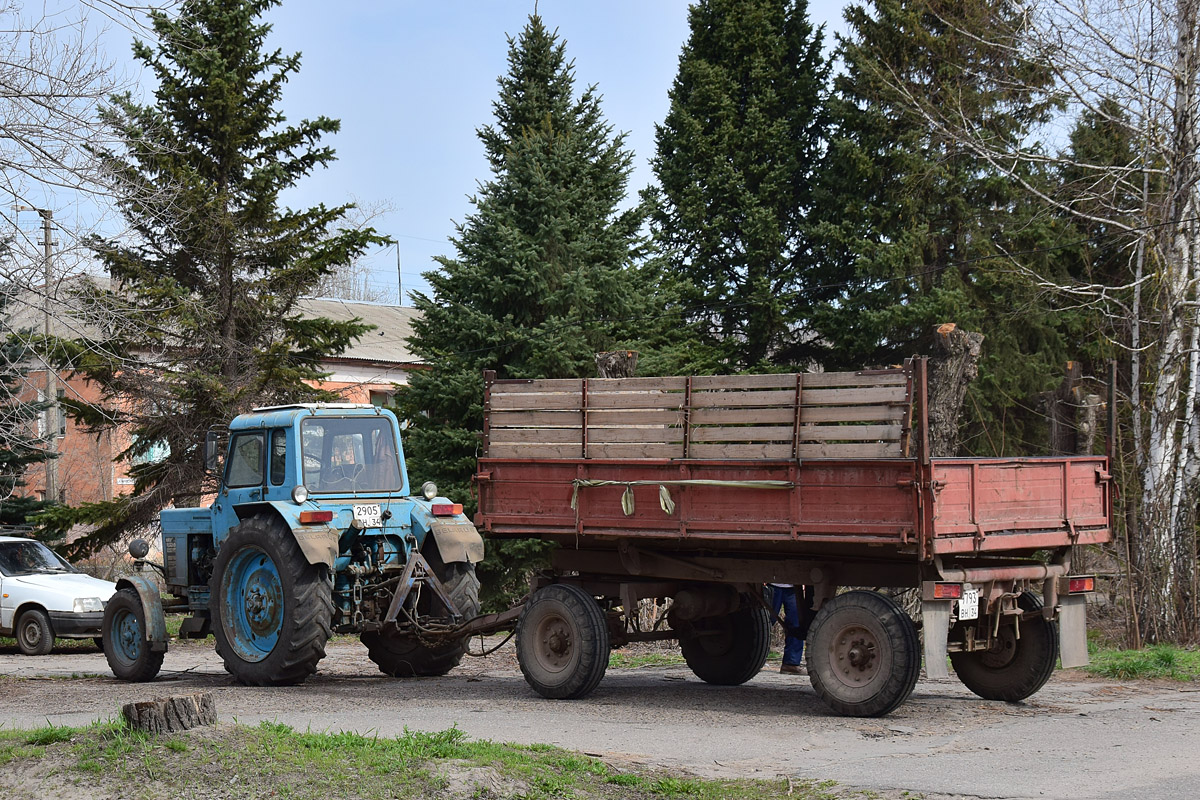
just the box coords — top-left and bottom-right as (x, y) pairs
(959, 587), (980, 621)
(353, 504), (382, 528)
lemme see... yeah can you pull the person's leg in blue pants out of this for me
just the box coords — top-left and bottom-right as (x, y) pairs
(770, 585), (804, 672)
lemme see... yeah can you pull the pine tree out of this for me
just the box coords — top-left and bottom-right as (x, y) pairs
(650, 0), (830, 371)
(35, 0), (383, 552)
(813, 0), (1068, 454)
(398, 15), (648, 606)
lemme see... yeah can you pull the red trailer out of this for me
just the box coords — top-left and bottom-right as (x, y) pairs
(474, 361), (1112, 716)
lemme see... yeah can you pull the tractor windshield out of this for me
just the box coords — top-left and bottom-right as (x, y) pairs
(300, 417), (403, 495)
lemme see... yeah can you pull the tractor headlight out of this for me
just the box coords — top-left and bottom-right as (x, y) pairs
(73, 597), (104, 613)
(291, 485), (309, 504)
(421, 481), (438, 500)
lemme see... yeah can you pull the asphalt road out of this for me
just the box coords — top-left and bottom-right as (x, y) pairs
(1, 640), (1198, 800)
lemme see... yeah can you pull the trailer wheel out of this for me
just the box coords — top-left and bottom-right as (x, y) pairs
(211, 516), (333, 686)
(806, 590), (920, 717)
(517, 584), (609, 699)
(15, 608), (54, 656)
(678, 603), (771, 685)
(951, 591), (1058, 702)
(362, 548), (481, 677)
(103, 588), (164, 681)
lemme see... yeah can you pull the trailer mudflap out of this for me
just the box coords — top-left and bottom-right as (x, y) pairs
(1058, 594), (1089, 668)
(922, 599), (952, 680)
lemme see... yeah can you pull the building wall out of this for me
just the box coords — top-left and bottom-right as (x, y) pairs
(21, 361), (420, 508)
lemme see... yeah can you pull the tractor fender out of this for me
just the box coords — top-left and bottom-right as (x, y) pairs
(260, 501), (339, 569)
(114, 574), (169, 652)
(410, 498), (485, 564)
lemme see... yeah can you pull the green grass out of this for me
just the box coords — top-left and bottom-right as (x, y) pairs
(608, 649), (687, 669)
(1084, 643), (1200, 681)
(0, 721), (872, 800)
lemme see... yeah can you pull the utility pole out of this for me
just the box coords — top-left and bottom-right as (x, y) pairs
(14, 205), (57, 502)
(395, 243), (403, 306)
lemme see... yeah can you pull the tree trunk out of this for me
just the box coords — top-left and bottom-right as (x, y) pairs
(926, 323), (984, 458)
(595, 351), (638, 378)
(122, 693), (216, 734)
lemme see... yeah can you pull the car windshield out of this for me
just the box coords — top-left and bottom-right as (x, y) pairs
(0, 540), (73, 577)
(301, 417), (403, 495)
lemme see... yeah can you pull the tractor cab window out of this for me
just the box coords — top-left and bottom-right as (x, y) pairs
(301, 417), (403, 494)
(269, 429), (288, 486)
(226, 433), (265, 488)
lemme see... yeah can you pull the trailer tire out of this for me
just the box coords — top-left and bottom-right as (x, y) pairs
(103, 588), (164, 682)
(15, 608), (54, 656)
(678, 602), (771, 686)
(211, 515), (333, 686)
(806, 590), (921, 717)
(517, 584), (609, 699)
(950, 591), (1058, 702)
(362, 549), (480, 677)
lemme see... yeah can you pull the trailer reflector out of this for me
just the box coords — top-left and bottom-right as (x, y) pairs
(932, 582), (963, 599)
(1068, 576), (1095, 593)
(432, 503), (463, 516)
(299, 510), (334, 524)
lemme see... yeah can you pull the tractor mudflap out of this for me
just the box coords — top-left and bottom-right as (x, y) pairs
(114, 575), (169, 652)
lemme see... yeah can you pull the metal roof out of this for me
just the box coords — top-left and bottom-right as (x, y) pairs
(6, 278), (423, 367)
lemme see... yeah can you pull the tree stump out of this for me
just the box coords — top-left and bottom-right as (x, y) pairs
(926, 323), (984, 457)
(595, 350), (638, 378)
(122, 692), (216, 734)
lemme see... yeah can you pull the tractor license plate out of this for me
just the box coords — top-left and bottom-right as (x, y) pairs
(353, 504), (383, 528)
(959, 587), (980, 621)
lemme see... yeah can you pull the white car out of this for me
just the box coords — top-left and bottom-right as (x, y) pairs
(0, 535), (117, 655)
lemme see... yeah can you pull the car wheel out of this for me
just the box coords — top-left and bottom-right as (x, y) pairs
(16, 608), (54, 656)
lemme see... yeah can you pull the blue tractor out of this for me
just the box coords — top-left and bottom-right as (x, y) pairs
(101, 403), (484, 685)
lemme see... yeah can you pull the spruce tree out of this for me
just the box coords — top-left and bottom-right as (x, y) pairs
(398, 15), (648, 606)
(813, 0), (1067, 454)
(650, 0), (830, 370)
(36, 0), (383, 552)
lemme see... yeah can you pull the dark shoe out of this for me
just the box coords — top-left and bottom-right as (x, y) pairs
(780, 663), (802, 674)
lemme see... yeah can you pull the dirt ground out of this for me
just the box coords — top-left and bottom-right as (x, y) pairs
(2, 637), (1199, 800)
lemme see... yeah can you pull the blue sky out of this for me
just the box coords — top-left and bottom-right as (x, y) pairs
(103, 0), (850, 304)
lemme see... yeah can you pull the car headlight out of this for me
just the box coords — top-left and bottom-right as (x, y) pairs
(73, 597), (104, 613)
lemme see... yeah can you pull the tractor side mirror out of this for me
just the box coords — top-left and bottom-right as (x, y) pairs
(205, 430), (221, 472)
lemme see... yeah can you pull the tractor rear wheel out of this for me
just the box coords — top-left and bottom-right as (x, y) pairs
(517, 583), (609, 699)
(678, 602), (771, 686)
(362, 547), (480, 677)
(806, 590), (921, 717)
(950, 591), (1058, 702)
(103, 588), (164, 681)
(210, 516), (333, 686)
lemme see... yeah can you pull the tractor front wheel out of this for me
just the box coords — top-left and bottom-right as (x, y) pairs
(210, 516), (333, 686)
(102, 588), (164, 681)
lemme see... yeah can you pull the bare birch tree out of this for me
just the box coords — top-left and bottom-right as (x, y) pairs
(859, 0), (1200, 640)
